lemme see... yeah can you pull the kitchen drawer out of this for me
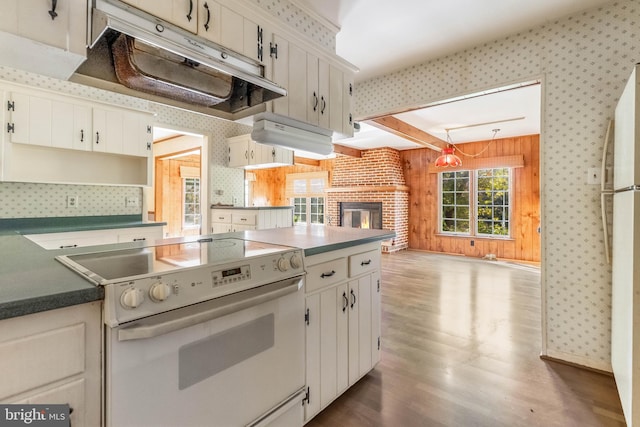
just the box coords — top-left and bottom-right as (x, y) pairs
(306, 258), (348, 293)
(232, 213), (256, 226)
(117, 226), (163, 243)
(25, 231), (115, 249)
(348, 249), (380, 277)
(211, 212), (232, 223)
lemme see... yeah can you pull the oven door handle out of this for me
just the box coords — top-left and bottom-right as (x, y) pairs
(117, 275), (304, 342)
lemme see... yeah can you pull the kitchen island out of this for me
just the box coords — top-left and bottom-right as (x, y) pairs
(0, 224), (394, 320)
(0, 225), (393, 426)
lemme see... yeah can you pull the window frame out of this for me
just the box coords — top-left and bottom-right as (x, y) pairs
(438, 167), (512, 239)
(182, 177), (201, 229)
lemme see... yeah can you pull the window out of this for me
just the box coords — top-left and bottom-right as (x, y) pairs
(476, 168), (510, 236)
(183, 177), (200, 227)
(439, 168), (511, 237)
(286, 172), (328, 225)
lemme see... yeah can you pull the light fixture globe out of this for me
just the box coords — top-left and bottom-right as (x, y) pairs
(434, 146), (462, 167)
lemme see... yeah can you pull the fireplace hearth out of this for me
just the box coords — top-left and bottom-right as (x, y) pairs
(339, 202), (383, 229)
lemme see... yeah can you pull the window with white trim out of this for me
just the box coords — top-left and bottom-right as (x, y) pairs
(183, 177), (200, 228)
(439, 167), (511, 237)
(286, 172), (328, 225)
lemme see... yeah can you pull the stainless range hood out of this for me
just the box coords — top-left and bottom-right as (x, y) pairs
(72, 0), (286, 118)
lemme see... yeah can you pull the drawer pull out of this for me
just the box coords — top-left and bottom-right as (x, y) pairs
(320, 270), (335, 278)
(240, 218), (247, 221)
(59, 244), (78, 249)
(133, 237), (146, 241)
(361, 259), (372, 266)
(218, 216), (225, 220)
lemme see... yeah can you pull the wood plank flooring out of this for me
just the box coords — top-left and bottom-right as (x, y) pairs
(306, 251), (625, 427)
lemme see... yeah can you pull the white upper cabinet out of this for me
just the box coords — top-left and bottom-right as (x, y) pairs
(328, 65), (344, 135)
(270, 34), (289, 117)
(219, 5), (244, 53)
(0, 0), (87, 79)
(196, 1), (222, 43)
(244, 18), (272, 70)
(227, 134), (293, 169)
(120, 0), (198, 33)
(2, 84), (154, 186)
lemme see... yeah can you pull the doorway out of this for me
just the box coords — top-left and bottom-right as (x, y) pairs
(151, 127), (208, 238)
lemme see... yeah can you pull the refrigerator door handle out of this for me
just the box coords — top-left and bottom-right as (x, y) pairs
(601, 192), (612, 264)
(601, 118), (614, 264)
(601, 119), (613, 192)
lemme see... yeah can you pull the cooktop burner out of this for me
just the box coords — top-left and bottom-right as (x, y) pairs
(56, 237), (294, 285)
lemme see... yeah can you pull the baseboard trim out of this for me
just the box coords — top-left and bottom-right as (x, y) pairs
(540, 354), (613, 377)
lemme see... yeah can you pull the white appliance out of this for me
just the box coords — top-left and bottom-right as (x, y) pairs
(57, 237), (306, 427)
(608, 63), (640, 427)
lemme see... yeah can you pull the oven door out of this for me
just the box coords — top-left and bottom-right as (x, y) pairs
(105, 276), (305, 427)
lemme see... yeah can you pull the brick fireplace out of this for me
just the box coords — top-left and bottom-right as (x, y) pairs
(326, 148), (408, 253)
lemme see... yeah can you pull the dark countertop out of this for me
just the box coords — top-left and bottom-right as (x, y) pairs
(0, 215), (165, 235)
(0, 224), (393, 321)
(242, 225), (395, 257)
(0, 216), (166, 320)
(210, 205), (293, 210)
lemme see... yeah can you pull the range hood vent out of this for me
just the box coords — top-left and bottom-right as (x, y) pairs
(74, 0), (285, 115)
(251, 113), (334, 156)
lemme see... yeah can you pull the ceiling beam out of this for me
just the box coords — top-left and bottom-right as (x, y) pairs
(333, 144), (362, 158)
(370, 116), (447, 151)
(294, 156), (320, 167)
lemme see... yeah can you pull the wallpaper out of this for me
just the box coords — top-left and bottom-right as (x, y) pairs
(251, 0), (336, 51)
(0, 182), (142, 218)
(355, 0), (632, 370)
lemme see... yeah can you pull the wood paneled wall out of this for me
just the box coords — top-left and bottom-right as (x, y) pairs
(251, 159), (335, 206)
(400, 135), (540, 262)
(155, 154), (201, 238)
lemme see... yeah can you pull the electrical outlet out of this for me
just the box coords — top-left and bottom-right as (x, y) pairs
(67, 195), (78, 208)
(126, 196), (139, 207)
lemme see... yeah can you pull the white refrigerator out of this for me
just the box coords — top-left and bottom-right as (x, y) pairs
(611, 63), (640, 427)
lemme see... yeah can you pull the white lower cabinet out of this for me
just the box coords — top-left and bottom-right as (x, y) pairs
(0, 302), (101, 427)
(211, 208), (293, 233)
(25, 225), (164, 250)
(304, 243), (382, 423)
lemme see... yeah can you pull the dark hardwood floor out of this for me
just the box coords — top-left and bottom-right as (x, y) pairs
(306, 251), (625, 427)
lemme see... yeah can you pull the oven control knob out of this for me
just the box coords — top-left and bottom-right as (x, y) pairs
(120, 288), (144, 309)
(149, 282), (172, 302)
(289, 253), (302, 269)
(277, 257), (290, 272)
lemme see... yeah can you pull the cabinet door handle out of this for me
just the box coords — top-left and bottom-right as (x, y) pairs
(187, 0), (194, 22)
(342, 291), (348, 312)
(350, 289), (356, 308)
(320, 270), (335, 278)
(80, 129), (84, 142)
(361, 259), (372, 266)
(203, 2), (211, 31)
(95, 131), (100, 144)
(312, 92), (318, 111)
(49, 0), (58, 20)
(320, 96), (326, 114)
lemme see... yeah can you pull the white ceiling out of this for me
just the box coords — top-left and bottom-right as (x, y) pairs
(294, 0), (613, 152)
(295, 0), (614, 82)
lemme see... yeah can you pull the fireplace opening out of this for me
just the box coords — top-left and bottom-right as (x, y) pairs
(339, 202), (383, 229)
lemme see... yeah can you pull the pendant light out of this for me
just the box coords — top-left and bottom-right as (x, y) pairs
(434, 146), (462, 167)
(434, 128), (501, 167)
(435, 130), (462, 167)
